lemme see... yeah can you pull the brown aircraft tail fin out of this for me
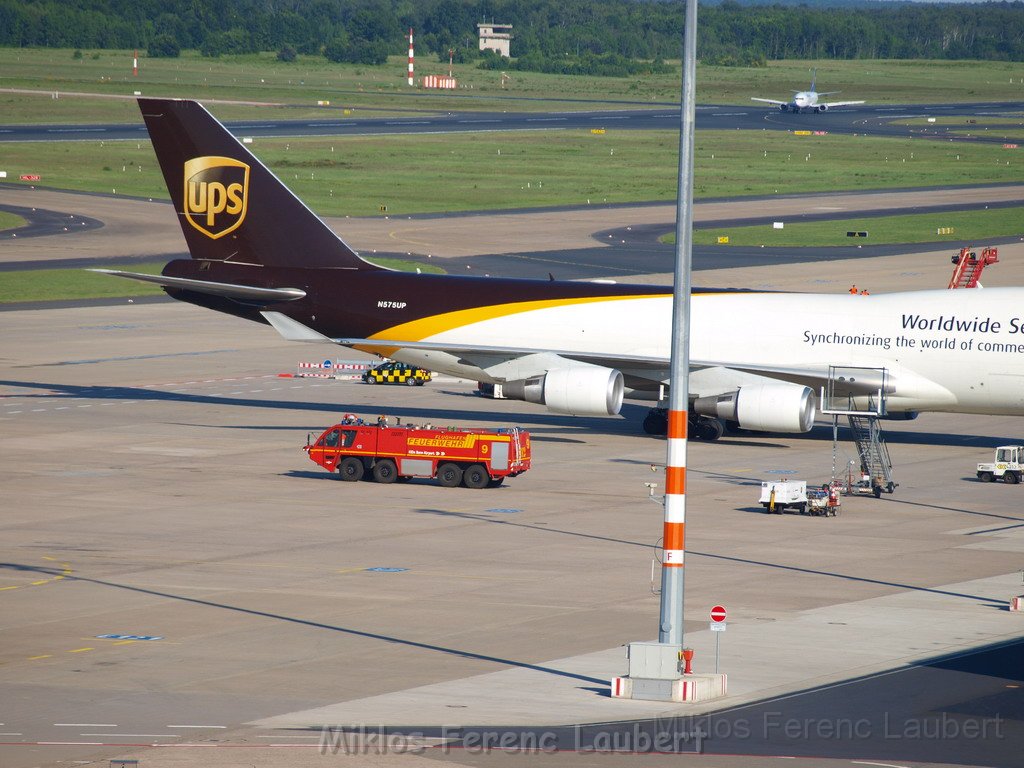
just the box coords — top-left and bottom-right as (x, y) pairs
(138, 98), (375, 270)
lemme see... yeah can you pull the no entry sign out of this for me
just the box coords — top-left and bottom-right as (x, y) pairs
(710, 605), (727, 623)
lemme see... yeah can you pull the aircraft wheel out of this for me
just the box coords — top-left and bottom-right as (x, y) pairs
(338, 457), (364, 482)
(463, 464), (490, 489)
(437, 462), (463, 488)
(373, 458), (398, 484)
(643, 411), (668, 435)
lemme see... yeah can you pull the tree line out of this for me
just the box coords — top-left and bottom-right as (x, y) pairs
(0, 0), (1021, 71)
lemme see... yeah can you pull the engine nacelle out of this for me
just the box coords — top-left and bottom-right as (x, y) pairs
(503, 365), (624, 417)
(815, 104), (829, 113)
(693, 383), (815, 433)
(779, 104), (789, 112)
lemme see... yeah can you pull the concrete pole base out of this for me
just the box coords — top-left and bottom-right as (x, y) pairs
(610, 674), (727, 702)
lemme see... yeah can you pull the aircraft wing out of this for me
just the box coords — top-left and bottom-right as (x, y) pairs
(260, 311), (669, 370)
(820, 100), (865, 109)
(750, 98), (787, 106)
(258, 311), (869, 393)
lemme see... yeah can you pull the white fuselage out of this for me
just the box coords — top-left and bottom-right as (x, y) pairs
(391, 287), (1024, 417)
(791, 90), (819, 111)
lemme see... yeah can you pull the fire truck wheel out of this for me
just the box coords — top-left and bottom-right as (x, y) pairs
(486, 477), (505, 488)
(463, 464), (490, 489)
(437, 463), (463, 488)
(338, 457), (364, 482)
(373, 458), (399, 484)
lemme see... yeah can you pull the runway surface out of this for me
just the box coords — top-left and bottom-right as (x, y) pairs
(3, 236), (1024, 767)
(3, 94), (1024, 768)
(1, 101), (1022, 143)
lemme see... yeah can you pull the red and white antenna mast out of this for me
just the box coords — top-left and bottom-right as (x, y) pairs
(407, 29), (414, 86)
(133, 49), (138, 77)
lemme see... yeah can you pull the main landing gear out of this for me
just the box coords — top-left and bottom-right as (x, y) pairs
(642, 407), (724, 441)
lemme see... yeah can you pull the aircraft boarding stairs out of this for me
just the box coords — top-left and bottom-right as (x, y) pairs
(820, 366), (896, 497)
(948, 246), (998, 289)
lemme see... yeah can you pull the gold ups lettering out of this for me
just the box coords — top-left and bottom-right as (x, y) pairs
(183, 156), (249, 239)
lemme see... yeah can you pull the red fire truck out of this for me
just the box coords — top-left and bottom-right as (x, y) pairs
(304, 418), (531, 488)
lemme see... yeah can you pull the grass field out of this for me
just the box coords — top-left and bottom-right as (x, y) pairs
(685, 206), (1024, 247)
(2, 129), (1020, 217)
(0, 262), (166, 303)
(1, 48), (1023, 123)
(0, 210), (26, 231)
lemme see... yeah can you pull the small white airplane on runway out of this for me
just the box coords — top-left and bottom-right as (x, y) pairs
(752, 69), (864, 113)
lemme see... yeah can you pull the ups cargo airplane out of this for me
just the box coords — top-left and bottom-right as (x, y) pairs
(99, 99), (1024, 439)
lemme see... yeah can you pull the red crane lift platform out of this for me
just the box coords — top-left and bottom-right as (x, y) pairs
(948, 246), (998, 289)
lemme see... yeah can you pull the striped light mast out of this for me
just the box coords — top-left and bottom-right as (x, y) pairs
(658, 0), (699, 652)
(407, 29), (415, 86)
(133, 49), (138, 77)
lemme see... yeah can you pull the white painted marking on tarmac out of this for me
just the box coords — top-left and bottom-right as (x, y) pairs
(0, 733), (23, 736)
(39, 741), (104, 745)
(526, 117), (567, 122)
(257, 734), (318, 739)
(166, 725), (227, 729)
(31, 408), (45, 412)
(7, 411), (22, 414)
(458, 119), (500, 123)
(713, 112), (748, 116)
(83, 733), (180, 737)
(55, 723), (118, 727)
(853, 762), (911, 768)
(385, 121), (430, 125)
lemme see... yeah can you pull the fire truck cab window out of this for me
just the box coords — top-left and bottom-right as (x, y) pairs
(322, 429), (340, 447)
(340, 429), (357, 448)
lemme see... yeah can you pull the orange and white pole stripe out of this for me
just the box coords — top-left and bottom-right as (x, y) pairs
(407, 29), (414, 86)
(662, 409), (687, 568)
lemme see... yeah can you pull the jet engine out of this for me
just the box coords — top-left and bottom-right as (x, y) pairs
(778, 104), (789, 112)
(815, 104), (829, 113)
(502, 365), (624, 417)
(693, 383), (815, 433)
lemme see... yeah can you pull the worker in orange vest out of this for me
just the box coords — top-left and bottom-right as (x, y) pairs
(848, 285), (858, 294)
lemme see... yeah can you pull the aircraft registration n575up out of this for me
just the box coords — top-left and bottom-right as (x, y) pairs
(98, 98), (1024, 439)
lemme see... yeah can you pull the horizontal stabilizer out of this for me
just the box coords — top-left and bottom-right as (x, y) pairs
(89, 269), (306, 302)
(260, 311), (332, 342)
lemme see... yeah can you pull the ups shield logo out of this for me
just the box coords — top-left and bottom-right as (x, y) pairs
(183, 156), (249, 239)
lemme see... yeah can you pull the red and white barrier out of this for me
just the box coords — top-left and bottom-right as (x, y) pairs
(295, 361), (371, 379)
